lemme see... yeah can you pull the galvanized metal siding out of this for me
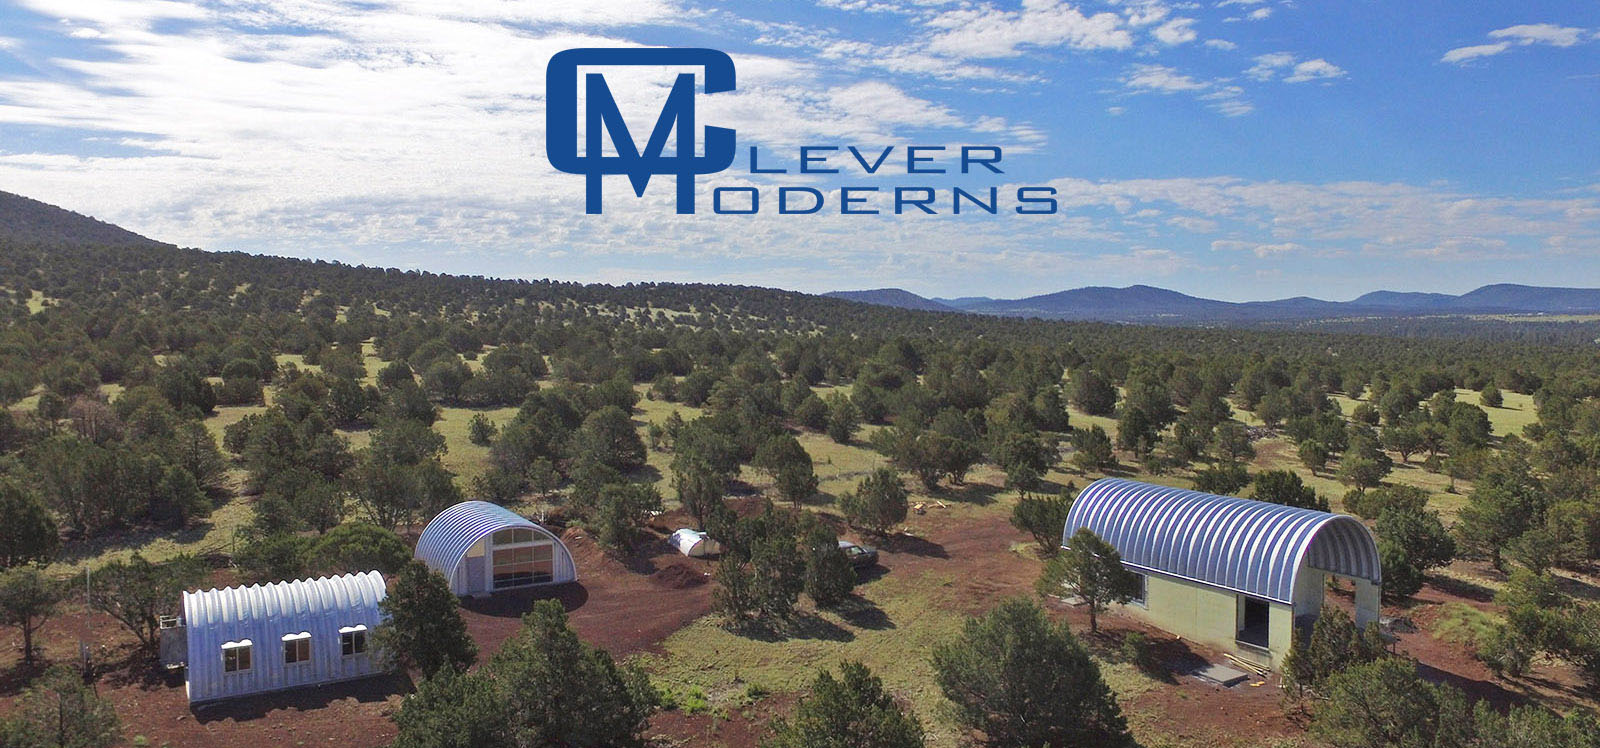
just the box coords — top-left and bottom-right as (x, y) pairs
(413, 501), (577, 593)
(182, 571), (387, 704)
(1063, 478), (1379, 604)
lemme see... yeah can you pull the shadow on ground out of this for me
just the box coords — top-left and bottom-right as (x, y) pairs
(191, 672), (412, 724)
(459, 581), (590, 619)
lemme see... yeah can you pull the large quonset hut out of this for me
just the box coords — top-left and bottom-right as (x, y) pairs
(1063, 478), (1381, 668)
(182, 571), (387, 704)
(415, 501), (577, 596)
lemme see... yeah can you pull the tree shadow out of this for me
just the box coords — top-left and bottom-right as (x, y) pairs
(879, 533), (948, 559)
(1428, 574), (1497, 604)
(625, 464), (663, 485)
(1551, 571), (1600, 604)
(934, 482), (1000, 506)
(1415, 662), (1534, 712)
(101, 647), (181, 690)
(55, 519), (220, 566)
(831, 595), (894, 631)
(728, 612), (854, 643)
(853, 565), (889, 585)
(459, 582), (590, 619)
(0, 659), (49, 697)
(191, 671), (412, 724)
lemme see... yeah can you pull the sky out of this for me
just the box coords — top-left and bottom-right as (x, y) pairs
(0, 0), (1596, 302)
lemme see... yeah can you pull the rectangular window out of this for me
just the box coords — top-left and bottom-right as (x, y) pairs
(492, 528), (536, 545)
(282, 632), (311, 664)
(493, 542), (555, 588)
(340, 625), (368, 656)
(1130, 573), (1147, 606)
(222, 640), (252, 673)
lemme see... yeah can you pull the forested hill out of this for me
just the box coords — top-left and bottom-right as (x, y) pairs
(0, 191), (165, 248)
(0, 189), (1596, 411)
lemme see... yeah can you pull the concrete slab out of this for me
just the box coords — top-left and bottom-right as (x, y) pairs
(1190, 663), (1250, 687)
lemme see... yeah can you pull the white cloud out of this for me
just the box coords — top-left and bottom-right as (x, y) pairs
(923, 1), (1134, 58)
(1152, 17), (1198, 46)
(1120, 64), (1251, 116)
(1283, 59), (1346, 83)
(1203, 39), (1237, 50)
(1441, 43), (1511, 64)
(1489, 23), (1587, 47)
(1245, 52), (1293, 80)
(1211, 239), (1305, 257)
(1444, 23), (1595, 65)
(1122, 63), (1206, 92)
(1247, 52), (1345, 83)
(1247, 7), (1271, 21)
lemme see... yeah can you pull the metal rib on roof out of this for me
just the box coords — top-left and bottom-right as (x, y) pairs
(1063, 478), (1379, 604)
(414, 501), (574, 585)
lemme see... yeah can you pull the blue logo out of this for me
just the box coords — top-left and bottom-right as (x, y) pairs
(546, 48), (737, 215)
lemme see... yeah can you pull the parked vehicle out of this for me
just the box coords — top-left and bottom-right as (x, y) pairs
(838, 540), (878, 569)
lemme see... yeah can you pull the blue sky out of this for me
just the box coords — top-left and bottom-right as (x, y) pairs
(0, 0), (1596, 301)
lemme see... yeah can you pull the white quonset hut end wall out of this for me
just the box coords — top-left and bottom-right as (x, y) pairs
(414, 501), (577, 596)
(182, 571), (387, 704)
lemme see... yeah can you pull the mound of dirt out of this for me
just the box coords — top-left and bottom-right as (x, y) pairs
(650, 563), (709, 589)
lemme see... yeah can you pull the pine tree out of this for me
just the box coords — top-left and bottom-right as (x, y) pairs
(1037, 528), (1141, 633)
(376, 561), (477, 677)
(764, 662), (924, 748)
(931, 598), (1135, 747)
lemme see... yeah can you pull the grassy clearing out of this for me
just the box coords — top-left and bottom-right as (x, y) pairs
(1431, 601), (1500, 649)
(638, 570), (968, 745)
(641, 564), (1165, 748)
(1455, 388), (1537, 438)
(48, 496), (255, 574)
(433, 405), (519, 487)
(25, 290), (52, 314)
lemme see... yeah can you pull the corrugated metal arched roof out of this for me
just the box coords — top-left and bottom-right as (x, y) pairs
(182, 571), (387, 703)
(414, 501), (576, 587)
(1063, 478), (1379, 604)
(184, 571), (386, 629)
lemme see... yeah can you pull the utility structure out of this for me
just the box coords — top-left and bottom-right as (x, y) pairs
(170, 571), (388, 704)
(1062, 478), (1381, 668)
(414, 501), (577, 596)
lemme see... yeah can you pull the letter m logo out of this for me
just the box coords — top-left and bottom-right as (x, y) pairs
(546, 48), (737, 214)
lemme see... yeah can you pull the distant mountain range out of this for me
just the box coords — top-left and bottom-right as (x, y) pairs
(826, 284), (1600, 323)
(5, 188), (1593, 327)
(824, 288), (958, 313)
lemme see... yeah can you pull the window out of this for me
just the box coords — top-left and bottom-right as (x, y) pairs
(492, 542), (555, 588)
(492, 527), (536, 545)
(1129, 573), (1147, 606)
(222, 640), (252, 673)
(282, 632), (311, 664)
(340, 625), (368, 656)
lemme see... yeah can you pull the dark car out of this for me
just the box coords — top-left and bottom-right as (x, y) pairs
(838, 540), (879, 569)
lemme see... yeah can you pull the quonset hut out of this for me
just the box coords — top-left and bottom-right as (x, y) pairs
(1062, 478), (1381, 668)
(181, 571), (387, 704)
(414, 501), (577, 596)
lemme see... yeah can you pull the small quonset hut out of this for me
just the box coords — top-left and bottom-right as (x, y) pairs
(182, 571), (387, 704)
(415, 501), (577, 596)
(1063, 478), (1381, 668)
